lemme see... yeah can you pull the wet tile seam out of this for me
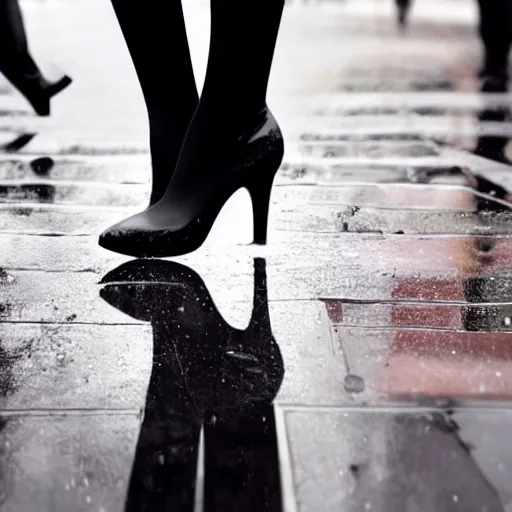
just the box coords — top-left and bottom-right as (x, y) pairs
(0, 203), (133, 212)
(331, 324), (512, 333)
(284, 160), (458, 168)
(0, 180), (147, 188)
(295, 138), (441, 146)
(289, 92), (512, 107)
(0, 178), (482, 189)
(0, 231), (90, 237)
(274, 405), (299, 512)
(0, 407), (142, 417)
(276, 228), (512, 237)
(277, 231), (512, 239)
(0, 320), (144, 326)
(318, 298), (512, 306)
(4, 233), (512, 242)
(0, 154), (150, 162)
(3, 268), (99, 273)
(3, 230), (512, 239)
(275, 403), (512, 414)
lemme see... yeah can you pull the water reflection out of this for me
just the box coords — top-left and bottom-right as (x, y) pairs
(381, 228), (512, 398)
(100, 258), (284, 512)
(0, 183), (55, 203)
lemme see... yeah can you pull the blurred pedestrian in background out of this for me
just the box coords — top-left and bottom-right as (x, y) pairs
(473, 0), (512, 163)
(396, 0), (512, 85)
(0, 0), (71, 116)
(395, 0), (412, 29)
(476, 0), (512, 84)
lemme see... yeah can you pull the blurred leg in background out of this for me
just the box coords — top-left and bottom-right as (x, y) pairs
(0, 0), (71, 116)
(474, 0), (512, 163)
(476, 0), (512, 81)
(395, 0), (413, 30)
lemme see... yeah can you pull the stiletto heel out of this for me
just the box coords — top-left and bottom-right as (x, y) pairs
(248, 173), (275, 245)
(248, 257), (270, 329)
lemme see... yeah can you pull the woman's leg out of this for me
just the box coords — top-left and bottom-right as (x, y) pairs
(143, 0), (285, 217)
(0, 0), (72, 116)
(110, 0), (199, 204)
(99, 0), (286, 257)
(395, 0), (412, 28)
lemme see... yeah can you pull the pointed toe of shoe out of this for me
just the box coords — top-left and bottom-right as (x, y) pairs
(98, 223), (141, 257)
(97, 209), (200, 258)
(98, 217), (167, 257)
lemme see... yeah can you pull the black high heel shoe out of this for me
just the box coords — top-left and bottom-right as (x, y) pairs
(4, 70), (72, 116)
(98, 106), (284, 258)
(23, 75), (72, 117)
(99, 258), (284, 511)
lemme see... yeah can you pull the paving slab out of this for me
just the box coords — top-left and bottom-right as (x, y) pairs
(0, 296), (347, 410)
(4, 232), (512, 275)
(326, 302), (512, 330)
(0, 155), (150, 184)
(0, 413), (139, 512)
(278, 407), (512, 512)
(0, 323), (150, 410)
(330, 327), (512, 404)
(4, 232), (512, 326)
(2, 266), (511, 325)
(2, 182), (512, 235)
(282, 206), (512, 235)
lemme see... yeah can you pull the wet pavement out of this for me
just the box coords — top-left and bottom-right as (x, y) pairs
(2, 0), (512, 510)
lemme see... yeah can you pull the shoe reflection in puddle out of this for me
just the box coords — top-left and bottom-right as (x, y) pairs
(100, 258), (284, 512)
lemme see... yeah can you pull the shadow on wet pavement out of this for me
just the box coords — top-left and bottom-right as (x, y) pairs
(100, 258), (283, 511)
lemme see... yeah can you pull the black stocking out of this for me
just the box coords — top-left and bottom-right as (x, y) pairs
(110, 0), (199, 204)
(145, 0), (285, 222)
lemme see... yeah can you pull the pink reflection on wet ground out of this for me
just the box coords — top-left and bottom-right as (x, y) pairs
(376, 331), (512, 399)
